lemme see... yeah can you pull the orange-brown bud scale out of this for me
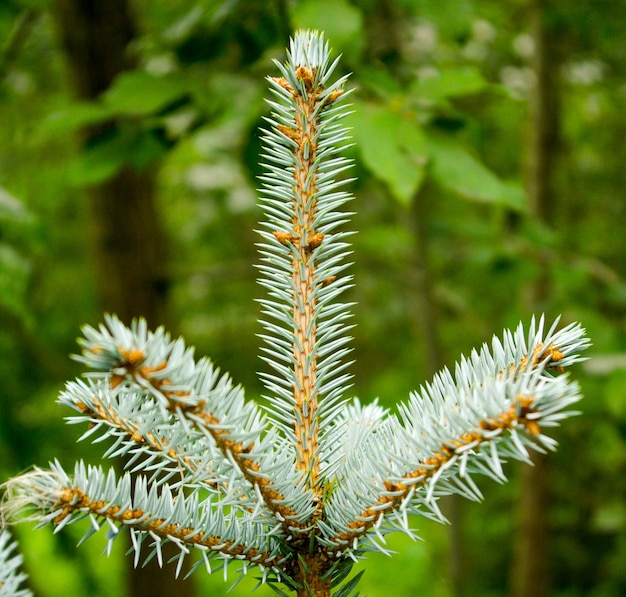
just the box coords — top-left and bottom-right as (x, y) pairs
(277, 124), (301, 143)
(273, 231), (298, 246)
(118, 348), (145, 367)
(139, 361), (167, 376)
(305, 232), (324, 254)
(295, 66), (316, 92)
(272, 76), (294, 95)
(324, 90), (343, 105)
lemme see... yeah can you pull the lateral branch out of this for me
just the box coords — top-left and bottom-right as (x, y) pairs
(78, 346), (311, 534)
(324, 345), (568, 550)
(51, 486), (284, 570)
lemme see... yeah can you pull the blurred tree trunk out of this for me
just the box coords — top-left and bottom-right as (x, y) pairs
(51, 2), (192, 597)
(363, 2), (470, 592)
(407, 188), (467, 597)
(51, 0), (169, 328)
(511, 1), (562, 596)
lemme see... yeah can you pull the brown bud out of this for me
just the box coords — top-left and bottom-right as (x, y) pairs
(305, 232), (324, 253)
(273, 231), (298, 246)
(277, 125), (300, 143)
(119, 347), (144, 367)
(325, 90), (343, 105)
(295, 66), (315, 91)
(271, 77), (294, 95)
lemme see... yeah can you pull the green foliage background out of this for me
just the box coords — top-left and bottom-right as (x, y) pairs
(1, 0), (625, 595)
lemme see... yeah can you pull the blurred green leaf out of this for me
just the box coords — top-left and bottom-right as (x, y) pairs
(66, 135), (126, 186)
(592, 500), (626, 533)
(0, 243), (31, 321)
(428, 132), (527, 210)
(411, 66), (488, 101)
(411, 0), (474, 37)
(348, 102), (427, 206)
(589, 420), (626, 472)
(356, 67), (404, 100)
(15, 0), (50, 8)
(43, 102), (115, 134)
(103, 71), (189, 116)
(605, 369), (626, 421)
(291, 0), (364, 61)
(67, 128), (168, 186)
(0, 187), (31, 223)
(162, 5), (204, 44)
(128, 130), (169, 169)
(355, 223), (413, 260)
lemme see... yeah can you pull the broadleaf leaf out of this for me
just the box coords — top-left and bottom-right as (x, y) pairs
(348, 102), (427, 206)
(428, 132), (527, 210)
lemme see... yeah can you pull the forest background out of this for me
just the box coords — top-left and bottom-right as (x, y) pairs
(0, 0), (625, 596)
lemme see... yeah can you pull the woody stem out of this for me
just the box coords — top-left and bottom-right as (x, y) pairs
(291, 73), (322, 490)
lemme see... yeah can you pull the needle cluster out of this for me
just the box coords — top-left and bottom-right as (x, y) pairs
(0, 530), (31, 597)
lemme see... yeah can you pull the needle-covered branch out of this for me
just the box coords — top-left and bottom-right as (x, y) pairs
(318, 318), (588, 553)
(1, 462), (287, 577)
(0, 530), (31, 597)
(257, 31), (355, 504)
(70, 316), (316, 533)
(0, 31), (590, 597)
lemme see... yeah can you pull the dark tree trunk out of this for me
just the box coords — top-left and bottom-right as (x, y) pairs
(51, 2), (192, 596)
(51, 0), (169, 327)
(408, 189), (466, 597)
(512, 453), (551, 597)
(364, 2), (470, 591)
(88, 168), (169, 326)
(511, 1), (562, 596)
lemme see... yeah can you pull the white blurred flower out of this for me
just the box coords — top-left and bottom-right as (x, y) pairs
(194, 126), (239, 154)
(227, 187), (256, 213)
(463, 41), (488, 61)
(164, 108), (198, 137)
(500, 65), (536, 98)
(472, 19), (497, 43)
(145, 53), (178, 75)
(405, 20), (439, 60)
(562, 60), (605, 86)
(416, 65), (440, 80)
(513, 33), (535, 59)
(6, 71), (34, 95)
(463, 19), (496, 60)
(185, 163), (227, 191)
(184, 162), (255, 212)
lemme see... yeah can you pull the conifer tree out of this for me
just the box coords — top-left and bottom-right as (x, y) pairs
(1, 31), (589, 596)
